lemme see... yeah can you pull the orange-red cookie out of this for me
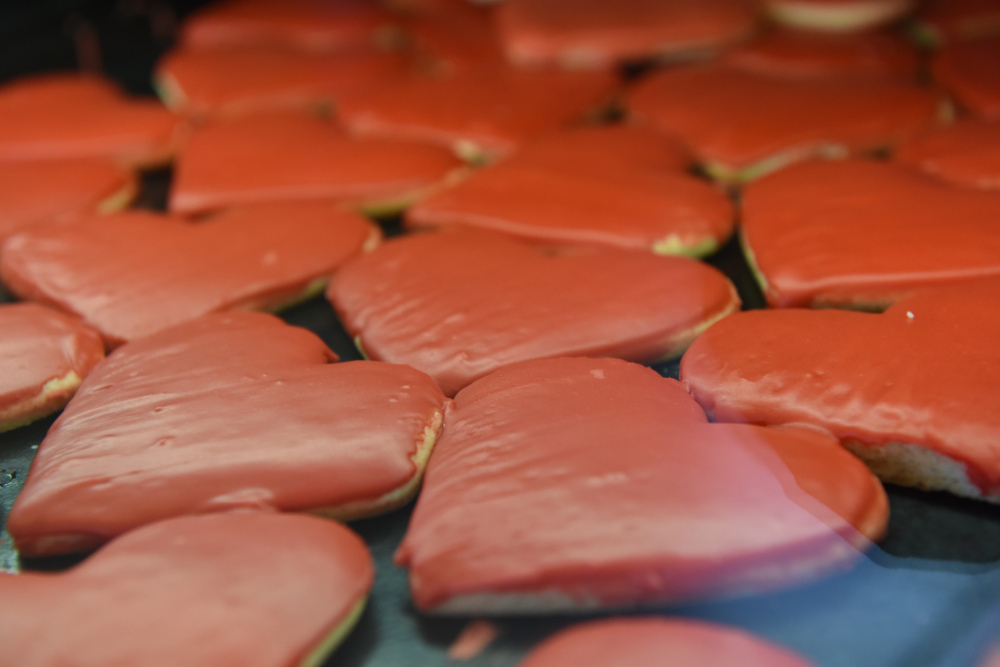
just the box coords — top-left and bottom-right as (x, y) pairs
(519, 618), (815, 667)
(894, 118), (1000, 189)
(155, 44), (411, 118)
(0, 202), (378, 347)
(914, 0), (1000, 42)
(627, 64), (941, 181)
(396, 357), (886, 613)
(740, 159), (1000, 308)
(170, 111), (464, 214)
(335, 63), (618, 160)
(765, 0), (915, 31)
(0, 303), (104, 433)
(680, 277), (1000, 502)
(406, 125), (731, 255)
(721, 28), (920, 78)
(0, 513), (373, 666)
(7, 312), (448, 557)
(328, 229), (740, 396)
(495, 0), (758, 68)
(0, 73), (180, 169)
(933, 34), (1000, 119)
(0, 158), (134, 245)
(179, 0), (394, 52)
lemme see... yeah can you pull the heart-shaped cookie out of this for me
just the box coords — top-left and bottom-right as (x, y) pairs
(627, 64), (941, 181)
(894, 118), (1000, 189)
(0, 303), (104, 433)
(764, 0), (915, 31)
(170, 111), (465, 215)
(396, 357), (886, 612)
(0, 512), (373, 666)
(405, 125), (732, 255)
(8, 311), (448, 557)
(0, 201), (378, 347)
(327, 228), (740, 396)
(740, 159), (1000, 308)
(519, 618), (815, 667)
(933, 34), (1000, 118)
(680, 277), (1000, 502)
(0, 73), (180, 169)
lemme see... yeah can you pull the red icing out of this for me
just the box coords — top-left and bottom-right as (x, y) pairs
(680, 277), (1000, 496)
(740, 159), (1000, 307)
(496, 0), (758, 67)
(403, 0), (506, 71)
(0, 73), (180, 168)
(406, 125), (730, 253)
(335, 63), (619, 158)
(7, 312), (448, 556)
(933, 35), (1000, 119)
(627, 64), (940, 174)
(0, 513), (372, 666)
(0, 303), (104, 429)
(894, 118), (1000, 190)
(170, 111), (464, 214)
(0, 202), (377, 346)
(396, 357), (885, 611)
(520, 618), (815, 667)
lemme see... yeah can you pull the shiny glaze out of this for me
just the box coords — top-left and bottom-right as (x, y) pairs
(156, 45), (411, 118)
(0, 303), (104, 430)
(764, 0), (915, 31)
(933, 35), (1000, 119)
(0, 513), (373, 666)
(0, 73), (180, 168)
(8, 312), (448, 556)
(496, 0), (758, 67)
(740, 159), (1000, 307)
(627, 64), (940, 175)
(519, 618), (815, 667)
(329, 228), (740, 396)
(0, 158), (134, 243)
(335, 63), (618, 158)
(396, 357), (886, 611)
(170, 111), (464, 214)
(894, 118), (1000, 189)
(406, 125), (731, 253)
(680, 277), (1000, 495)
(0, 203), (377, 346)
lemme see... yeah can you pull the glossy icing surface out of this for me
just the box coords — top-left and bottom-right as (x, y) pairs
(680, 277), (1000, 495)
(0, 73), (179, 168)
(627, 64), (940, 175)
(406, 125), (731, 253)
(170, 111), (463, 213)
(933, 35), (1000, 119)
(7, 312), (448, 555)
(396, 357), (886, 611)
(0, 158), (133, 243)
(764, 0), (915, 31)
(335, 63), (618, 158)
(0, 203), (376, 346)
(0, 303), (104, 430)
(519, 618), (815, 667)
(328, 228), (740, 396)
(740, 159), (1000, 307)
(894, 119), (1000, 189)
(496, 0), (758, 67)
(0, 512), (373, 666)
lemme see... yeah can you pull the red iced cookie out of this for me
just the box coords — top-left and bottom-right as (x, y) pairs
(170, 111), (464, 215)
(740, 159), (1000, 308)
(894, 118), (1000, 189)
(7, 312), (448, 556)
(336, 63), (618, 160)
(765, 0), (915, 32)
(0, 158), (134, 245)
(0, 73), (180, 169)
(933, 34), (1000, 119)
(496, 0), (758, 68)
(520, 618), (815, 667)
(403, 0), (506, 72)
(0, 202), (378, 347)
(0, 303), (104, 433)
(627, 63), (941, 181)
(406, 125), (731, 255)
(396, 357), (886, 613)
(680, 277), (1000, 502)
(0, 513), (373, 666)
